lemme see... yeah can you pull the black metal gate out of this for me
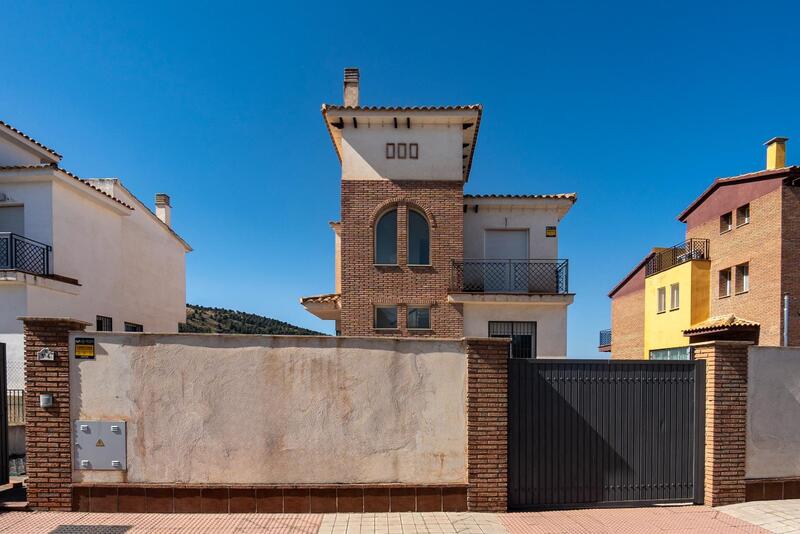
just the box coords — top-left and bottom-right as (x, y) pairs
(508, 359), (705, 509)
(0, 343), (8, 486)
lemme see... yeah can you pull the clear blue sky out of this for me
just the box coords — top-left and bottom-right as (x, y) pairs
(4, 2), (800, 356)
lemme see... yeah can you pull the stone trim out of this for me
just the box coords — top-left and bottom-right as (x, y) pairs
(692, 340), (750, 506)
(745, 478), (800, 501)
(72, 484), (468, 513)
(22, 318), (87, 511)
(465, 338), (509, 512)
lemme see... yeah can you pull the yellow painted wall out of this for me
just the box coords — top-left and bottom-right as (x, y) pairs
(643, 260), (710, 358)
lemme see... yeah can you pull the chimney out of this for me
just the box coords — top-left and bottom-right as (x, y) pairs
(155, 193), (171, 227)
(765, 137), (788, 170)
(344, 67), (359, 107)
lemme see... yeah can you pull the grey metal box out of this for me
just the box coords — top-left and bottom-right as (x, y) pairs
(74, 420), (126, 470)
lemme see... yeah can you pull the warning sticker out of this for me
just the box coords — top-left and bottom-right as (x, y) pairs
(96, 439), (105, 447)
(74, 338), (95, 359)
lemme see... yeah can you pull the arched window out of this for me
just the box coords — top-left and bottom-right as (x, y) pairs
(407, 209), (430, 265)
(374, 209), (397, 264)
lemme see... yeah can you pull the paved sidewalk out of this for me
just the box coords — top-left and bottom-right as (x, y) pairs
(500, 505), (768, 533)
(722, 499), (800, 533)
(0, 507), (772, 533)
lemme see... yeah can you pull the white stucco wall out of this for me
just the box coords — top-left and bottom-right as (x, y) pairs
(463, 202), (569, 260)
(70, 334), (468, 485)
(0, 133), (47, 166)
(462, 302), (568, 358)
(342, 124), (463, 181)
(746, 346), (800, 479)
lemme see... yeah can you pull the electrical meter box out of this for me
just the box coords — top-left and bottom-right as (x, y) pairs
(74, 420), (127, 470)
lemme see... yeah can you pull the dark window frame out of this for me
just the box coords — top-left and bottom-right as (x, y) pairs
(735, 262), (750, 294)
(409, 143), (419, 159)
(385, 143), (395, 159)
(407, 209), (430, 266)
(719, 267), (732, 298)
(720, 212), (733, 233)
(489, 321), (537, 359)
(96, 315), (113, 332)
(397, 143), (407, 159)
(407, 306), (431, 330)
(736, 204), (750, 227)
(124, 322), (143, 332)
(374, 305), (398, 330)
(374, 208), (398, 265)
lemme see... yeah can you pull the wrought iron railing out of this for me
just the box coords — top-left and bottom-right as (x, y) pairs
(7, 389), (24, 424)
(0, 232), (51, 275)
(451, 259), (569, 294)
(645, 238), (709, 277)
(599, 329), (612, 348)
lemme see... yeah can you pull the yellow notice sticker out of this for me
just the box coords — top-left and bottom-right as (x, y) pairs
(96, 439), (105, 447)
(74, 337), (95, 359)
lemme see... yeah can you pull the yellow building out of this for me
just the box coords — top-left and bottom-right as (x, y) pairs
(643, 249), (710, 359)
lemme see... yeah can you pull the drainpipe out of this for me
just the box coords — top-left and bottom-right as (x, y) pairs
(784, 293), (790, 346)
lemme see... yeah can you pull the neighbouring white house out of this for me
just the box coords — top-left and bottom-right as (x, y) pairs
(0, 119), (191, 388)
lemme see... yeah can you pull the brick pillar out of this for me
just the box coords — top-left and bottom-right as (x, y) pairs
(692, 340), (750, 506)
(21, 317), (89, 511)
(465, 337), (509, 512)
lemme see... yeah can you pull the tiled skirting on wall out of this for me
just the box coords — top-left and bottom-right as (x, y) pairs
(745, 478), (800, 502)
(72, 484), (469, 514)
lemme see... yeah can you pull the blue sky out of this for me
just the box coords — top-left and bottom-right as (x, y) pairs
(3, 1), (800, 355)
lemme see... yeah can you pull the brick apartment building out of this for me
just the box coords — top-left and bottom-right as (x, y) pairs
(602, 137), (800, 359)
(301, 69), (577, 358)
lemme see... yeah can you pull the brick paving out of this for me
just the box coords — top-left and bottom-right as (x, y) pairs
(0, 507), (773, 533)
(722, 499), (800, 533)
(499, 506), (769, 533)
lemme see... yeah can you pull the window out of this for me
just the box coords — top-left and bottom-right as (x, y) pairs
(489, 321), (536, 358)
(649, 347), (692, 360)
(124, 322), (143, 332)
(720, 212), (733, 233)
(670, 283), (680, 310)
(407, 210), (430, 265)
(735, 262), (750, 294)
(657, 287), (666, 313)
(407, 306), (431, 329)
(385, 143), (395, 159)
(719, 268), (732, 298)
(397, 143), (407, 159)
(409, 143), (419, 159)
(374, 306), (398, 329)
(96, 315), (113, 332)
(736, 204), (750, 226)
(374, 209), (397, 264)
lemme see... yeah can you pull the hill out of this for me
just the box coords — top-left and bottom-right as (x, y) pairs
(180, 304), (324, 336)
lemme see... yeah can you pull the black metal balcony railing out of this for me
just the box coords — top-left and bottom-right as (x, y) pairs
(599, 329), (612, 348)
(645, 238), (709, 277)
(0, 232), (52, 275)
(451, 259), (569, 294)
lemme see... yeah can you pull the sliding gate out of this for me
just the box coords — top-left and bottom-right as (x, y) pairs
(508, 359), (705, 509)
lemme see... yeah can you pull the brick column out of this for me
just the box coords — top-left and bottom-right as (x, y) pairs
(465, 338), (509, 512)
(21, 317), (89, 511)
(692, 340), (750, 506)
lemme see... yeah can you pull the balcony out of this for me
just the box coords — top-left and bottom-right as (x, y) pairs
(0, 233), (52, 275)
(450, 259), (569, 294)
(645, 238), (709, 277)
(599, 329), (611, 352)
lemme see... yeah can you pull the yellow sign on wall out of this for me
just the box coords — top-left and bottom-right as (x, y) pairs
(74, 338), (95, 359)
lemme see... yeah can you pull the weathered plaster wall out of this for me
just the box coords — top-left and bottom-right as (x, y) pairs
(746, 346), (800, 478)
(69, 334), (467, 485)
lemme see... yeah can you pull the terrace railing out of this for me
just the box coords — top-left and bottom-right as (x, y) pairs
(451, 259), (569, 294)
(599, 329), (612, 348)
(0, 233), (52, 275)
(645, 238), (709, 277)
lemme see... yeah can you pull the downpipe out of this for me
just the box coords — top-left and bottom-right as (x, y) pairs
(784, 293), (790, 347)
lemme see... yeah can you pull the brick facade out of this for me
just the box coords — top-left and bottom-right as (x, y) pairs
(465, 338), (509, 512)
(610, 287), (645, 359)
(781, 185), (800, 346)
(22, 317), (88, 511)
(692, 340), (750, 506)
(686, 186), (783, 345)
(340, 180), (464, 337)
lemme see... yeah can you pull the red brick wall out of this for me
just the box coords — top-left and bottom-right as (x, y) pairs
(611, 287), (645, 359)
(22, 318), (87, 511)
(692, 341), (749, 506)
(340, 180), (464, 337)
(781, 185), (800, 346)
(466, 338), (508, 512)
(686, 187), (784, 345)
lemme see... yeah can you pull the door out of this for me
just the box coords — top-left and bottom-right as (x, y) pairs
(508, 359), (705, 509)
(489, 321), (536, 358)
(484, 230), (528, 292)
